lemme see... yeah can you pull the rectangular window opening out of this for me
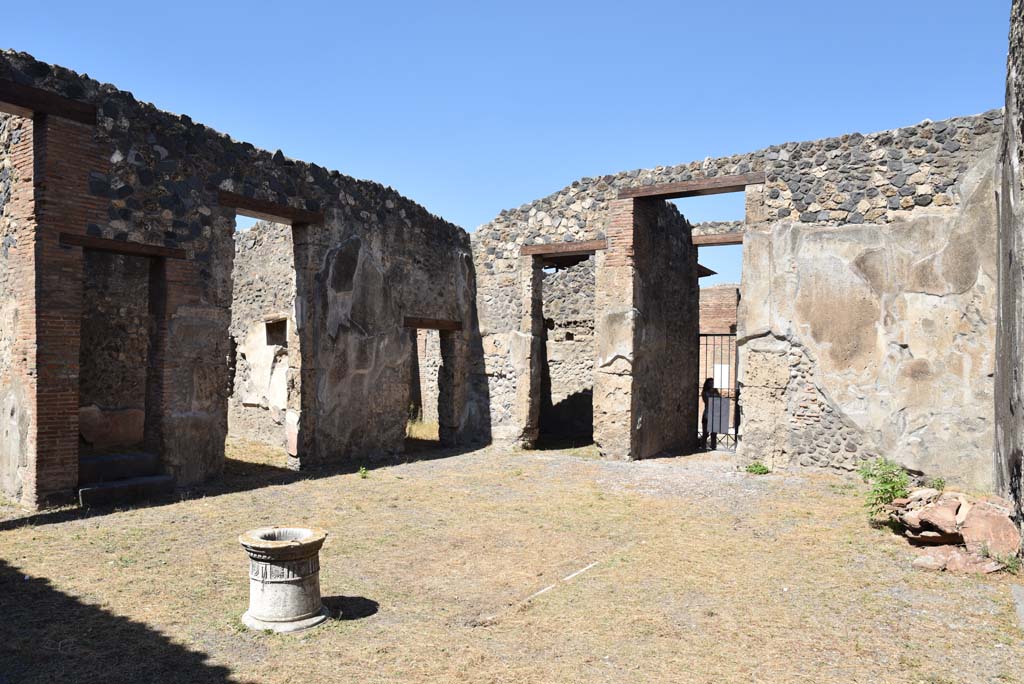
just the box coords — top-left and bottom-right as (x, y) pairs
(265, 319), (288, 348)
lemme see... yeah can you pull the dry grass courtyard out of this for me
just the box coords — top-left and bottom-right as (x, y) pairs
(1, 440), (1022, 684)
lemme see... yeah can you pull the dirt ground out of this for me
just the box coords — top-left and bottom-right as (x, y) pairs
(1, 440), (1022, 684)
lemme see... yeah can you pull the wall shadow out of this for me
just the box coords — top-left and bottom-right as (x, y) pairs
(0, 559), (244, 684)
(0, 440), (486, 532)
(539, 389), (594, 443)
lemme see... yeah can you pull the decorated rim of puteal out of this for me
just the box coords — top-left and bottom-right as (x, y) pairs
(239, 526), (327, 561)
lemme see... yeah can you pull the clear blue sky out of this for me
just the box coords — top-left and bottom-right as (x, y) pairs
(4, 1), (1010, 282)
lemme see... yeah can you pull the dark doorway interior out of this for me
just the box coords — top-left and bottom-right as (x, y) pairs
(78, 249), (154, 459)
(537, 255), (595, 447)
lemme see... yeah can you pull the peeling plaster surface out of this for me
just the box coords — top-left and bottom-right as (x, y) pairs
(738, 153), (998, 490)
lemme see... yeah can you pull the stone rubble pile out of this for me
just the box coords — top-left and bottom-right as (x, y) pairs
(887, 488), (1020, 573)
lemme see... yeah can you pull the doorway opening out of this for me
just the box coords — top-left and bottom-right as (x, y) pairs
(226, 219), (296, 453)
(407, 328), (442, 450)
(537, 254), (596, 448)
(672, 190), (745, 451)
(78, 249), (155, 459)
(404, 318), (463, 453)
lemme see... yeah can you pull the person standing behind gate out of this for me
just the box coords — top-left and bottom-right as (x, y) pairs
(700, 377), (721, 450)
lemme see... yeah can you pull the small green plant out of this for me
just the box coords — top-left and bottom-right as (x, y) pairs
(857, 457), (909, 517)
(358, 466), (369, 479)
(979, 543), (1022, 574)
(929, 477), (946, 491)
(1000, 555), (1022, 574)
(745, 461), (771, 475)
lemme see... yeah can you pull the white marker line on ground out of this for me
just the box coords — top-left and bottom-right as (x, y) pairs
(480, 543), (638, 625)
(561, 560), (599, 582)
(524, 583), (557, 602)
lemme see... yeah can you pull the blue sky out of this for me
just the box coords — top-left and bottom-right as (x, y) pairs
(4, 1), (1010, 283)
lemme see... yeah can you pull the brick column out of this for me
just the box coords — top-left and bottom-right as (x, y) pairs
(593, 198), (637, 459)
(29, 114), (109, 505)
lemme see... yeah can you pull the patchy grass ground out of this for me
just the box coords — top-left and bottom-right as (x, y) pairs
(1, 441), (1022, 684)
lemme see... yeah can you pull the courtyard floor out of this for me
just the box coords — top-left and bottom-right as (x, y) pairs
(1, 441), (1022, 684)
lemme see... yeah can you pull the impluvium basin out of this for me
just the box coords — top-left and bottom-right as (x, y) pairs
(239, 526), (329, 633)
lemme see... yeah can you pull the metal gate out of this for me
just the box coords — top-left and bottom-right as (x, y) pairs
(697, 333), (739, 450)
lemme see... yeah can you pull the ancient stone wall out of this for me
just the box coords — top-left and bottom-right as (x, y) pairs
(294, 195), (480, 465)
(997, 0), (1024, 515)
(0, 51), (483, 503)
(739, 149), (998, 489)
(228, 221), (296, 449)
(629, 199), (699, 457)
(78, 250), (151, 451)
(475, 108), (1000, 475)
(0, 113), (34, 502)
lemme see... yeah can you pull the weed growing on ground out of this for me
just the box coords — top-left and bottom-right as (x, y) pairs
(745, 462), (771, 475)
(857, 457), (909, 517)
(929, 477), (946, 491)
(980, 543), (1023, 574)
(358, 466), (369, 479)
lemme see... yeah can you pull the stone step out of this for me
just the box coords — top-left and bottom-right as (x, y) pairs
(78, 475), (175, 508)
(79, 452), (160, 484)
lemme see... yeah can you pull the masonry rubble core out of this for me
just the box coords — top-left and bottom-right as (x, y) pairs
(0, 30), (1022, 516)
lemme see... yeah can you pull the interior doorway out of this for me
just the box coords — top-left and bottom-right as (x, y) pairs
(78, 249), (155, 460)
(537, 255), (596, 447)
(403, 317), (464, 453)
(670, 186), (746, 451)
(226, 218), (296, 452)
(407, 327), (442, 449)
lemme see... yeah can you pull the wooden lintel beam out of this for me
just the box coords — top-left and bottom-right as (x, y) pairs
(217, 190), (324, 226)
(403, 317), (463, 331)
(520, 239), (607, 257)
(693, 233), (744, 247)
(618, 172), (766, 200)
(60, 233), (187, 259)
(0, 79), (97, 125)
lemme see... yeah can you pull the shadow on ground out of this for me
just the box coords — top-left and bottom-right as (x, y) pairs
(0, 441), (487, 532)
(0, 559), (244, 684)
(323, 595), (379, 621)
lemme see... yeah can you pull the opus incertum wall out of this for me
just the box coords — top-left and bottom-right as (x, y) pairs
(0, 50), (483, 507)
(474, 106), (1002, 490)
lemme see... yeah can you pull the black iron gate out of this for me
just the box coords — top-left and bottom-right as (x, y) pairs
(697, 333), (740, 450)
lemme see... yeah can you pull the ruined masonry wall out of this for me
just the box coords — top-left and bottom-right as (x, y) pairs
(78, 250), (151, 450)
(997, 0), (1024, 514)
(475, 108), (1001, 474)
(79, 252), (150, 412)
(0, 114), (34, 501)
(630, 200), (700, 457)
(0, 51), (481, 503)
(739, 146), (999, 490)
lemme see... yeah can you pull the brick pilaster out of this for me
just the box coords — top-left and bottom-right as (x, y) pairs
(30, 114), (109, 504)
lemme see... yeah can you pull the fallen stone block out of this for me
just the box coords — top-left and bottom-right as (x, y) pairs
(918, 498), (961, 535)
(961, 502), (1021, 558)
(908, 487), (940, 503)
